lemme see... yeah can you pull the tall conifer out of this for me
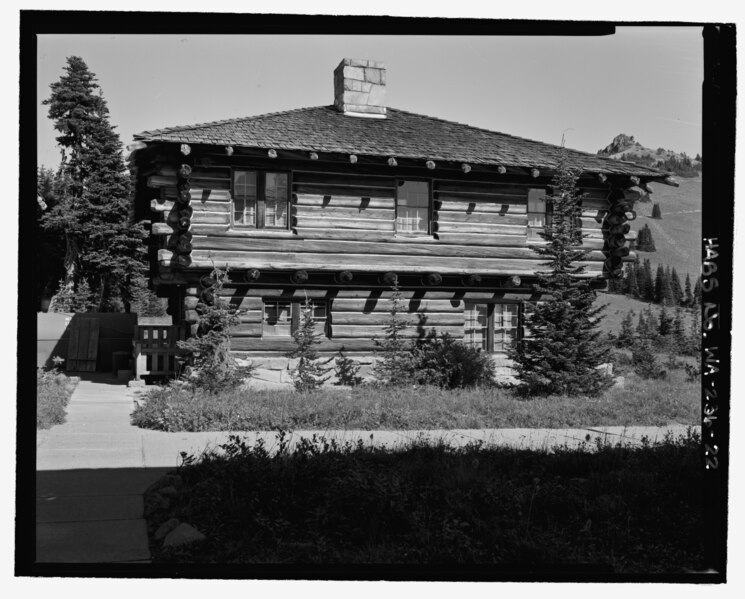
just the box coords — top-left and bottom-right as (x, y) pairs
(508, 148), (612, 396)
(41, 56), (146, 311)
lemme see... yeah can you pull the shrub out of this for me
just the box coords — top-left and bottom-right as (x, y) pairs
(37, 369), (77, 429)
(333, 350), (363, 387)
(651, 202), (662, 219)
(177, 266), (253, 393)
(410, 331), (495, 389)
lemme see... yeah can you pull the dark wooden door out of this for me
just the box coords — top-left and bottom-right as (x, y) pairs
(67, 317), (100, 372)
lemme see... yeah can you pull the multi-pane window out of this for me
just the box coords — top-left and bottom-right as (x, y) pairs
(527, 188), (548, 241)
(464, 302), (521, 353)
(262, 300), (292, 337)
(396, 180), (430, 234)
(233, 171), (289, 229)
(262, 300), (329, 338)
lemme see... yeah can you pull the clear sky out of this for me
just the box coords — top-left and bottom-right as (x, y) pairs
(36, 26), (703, 170)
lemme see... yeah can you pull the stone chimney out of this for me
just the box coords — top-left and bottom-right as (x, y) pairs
(333, 58), (386, 118)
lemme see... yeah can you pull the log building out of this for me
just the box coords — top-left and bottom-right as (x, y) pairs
(128, 58), (676, 379)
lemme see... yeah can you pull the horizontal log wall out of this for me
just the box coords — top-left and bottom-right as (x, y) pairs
(141, 151), (627, 279)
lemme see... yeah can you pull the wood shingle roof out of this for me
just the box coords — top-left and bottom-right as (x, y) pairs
(134, 106), (669, 178)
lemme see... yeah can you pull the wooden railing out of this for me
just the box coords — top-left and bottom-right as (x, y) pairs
(132, 324), (189, 380)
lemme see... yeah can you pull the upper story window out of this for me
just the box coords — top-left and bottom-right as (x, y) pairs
(396, 180), (430, 235)
(233, 171), (289, 229)
(527, 188), (549, 241)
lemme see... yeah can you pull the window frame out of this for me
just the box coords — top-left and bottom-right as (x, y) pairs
(231, 169), (292, 230)
(527, 187), (553, 241)
(463, 300), (523, 353)
(394, 178), (432, 236)
(261, 298), (331, 339)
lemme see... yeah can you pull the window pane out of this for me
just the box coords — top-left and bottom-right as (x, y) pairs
(493, 303), (519, 353)
(527, 188), (547, 240)
(263, 300), (292, 337)
(397, 180), (429, 233)
(464, 302), (489, 351)
(234, 171), (257, 225)
(264, 172), (288, 228)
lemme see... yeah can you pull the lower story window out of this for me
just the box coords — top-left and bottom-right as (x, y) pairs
(464, 302), (520, 353)
(262, 299), (329, 338)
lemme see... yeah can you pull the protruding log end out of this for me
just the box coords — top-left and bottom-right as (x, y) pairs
(349, 154), (358, 164)
(461, 163), (471, 174)
(380, 272), (398, 286)
(268, 149), (278, 159)
(598, 173), (608, 184)
(611, 246), (630, 258)
(426, 160), (436, 170)
(200, 274), (216, 289)
(200, 288), (215, 303)
(291, 270), (309, 284)
(175, 254), (191, 269)
(177, 217), (191, 231)
(180, 144), (191, 156)
(388, 157), (397, 167)
(178, 164), (192, 179)
(424, 272), (442, 286)
(530, 168), (540, 178)
(629, 175), (641, 186)
(177, 189), (191, 204)
(664, 176), (679, 187)
(244, 268), (261, 283)
(497, 166), (507, 175)
(225, 146), (234, 156)
(502, 275), (522, 287)
(127, 140), (147, 152)
(624, 211), (636, 221)
(309, 152), (319, 160)
(461, 274), (482, 287)
(336, 270), (354, 284)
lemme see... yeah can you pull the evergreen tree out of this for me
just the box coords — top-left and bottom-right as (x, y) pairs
(654, 264), (666, 303)
(636, 310), (647, 339)
(632, 337), (664, 379)
(657, 304), (673, 337)
(672, 308), (687, 354)
(683, 273), (694, 307)
(662, 265), (675, 306)
(287, 297), (333, 392)
(508, 149), (612, 396)
(41, 56), (146, 311)
(372, 281), (417, 385)
(617, 310), (636, 348)
(641, 259), (655, 301)
(693, 276), (702, 306)
(635, 224), (656, 252)
(626, 258), (640, 298)
(333, 350), (363, 387)
(36, 168), (67, 310)
(687, 310), (702, 356)
(643, 305), (659, 344)
(177, 266), (253, 392)
(651, 202), (662, 219)
(670, 267), (684, 306)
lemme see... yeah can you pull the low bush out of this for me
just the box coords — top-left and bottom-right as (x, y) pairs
(147, 430), (703, 570)
(132, 370), (698, 432)
(37, 368), (78, 429)
(410, 331), (495, 389)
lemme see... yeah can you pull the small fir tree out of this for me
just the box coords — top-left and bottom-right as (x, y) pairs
(177, 266), (252, 393)
(657, 304), (673, 338)
(632, 337), (664, 379)
(508, 148), (612, 396)
(654, 264), (666, 303)
(624, 261), (640, 298)
(670, 267), (684, 306)
(693, 276), (702, 306)
(635, 224), (657, 252)
(651, 202), (662, 219)
(641, 259), (655, 301)
(372, 281), (416, 385)
(287, 297), (333, 392)
(683, 273), (694, 307)
(333, 349), (363, 387)
(687, 310), (702, 356)
(671, 308), (687, 354)
(617, 310), (636, 348)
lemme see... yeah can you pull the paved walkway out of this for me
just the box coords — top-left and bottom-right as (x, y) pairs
(36, 375), (699, 563)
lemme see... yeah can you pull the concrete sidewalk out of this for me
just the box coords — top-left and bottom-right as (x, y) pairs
(35, 374), (699, 563)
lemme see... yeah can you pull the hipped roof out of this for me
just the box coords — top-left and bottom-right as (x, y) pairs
(135, 106), (670, 178)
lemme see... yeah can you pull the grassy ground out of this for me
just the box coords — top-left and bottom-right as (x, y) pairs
(132, 366), (698, 432)
(37, 370), (78, 429)
(146, 430), (703, 570)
